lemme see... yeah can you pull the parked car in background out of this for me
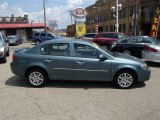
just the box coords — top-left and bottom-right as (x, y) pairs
(7, 35), (21, 46)
(93, 32), (125, 49)
(142, 44), (160, 63)
(80, 33), (97, 42)
(110, 36), (159, 58)
(32, 32), (59, 45)
(10, 39), (151, 89)
(0, 32), (9, 63)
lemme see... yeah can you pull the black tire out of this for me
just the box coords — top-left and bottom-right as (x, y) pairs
(27, 69), (48, 87)
(6, 49), (9, 56)
(123, 49), (131, 55)
(114, 70), (136, 89)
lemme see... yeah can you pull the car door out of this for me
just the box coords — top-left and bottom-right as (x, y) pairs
(40, 43), (74, 80)
(40, 33), (47, 42)
(73, 43), (111, 81)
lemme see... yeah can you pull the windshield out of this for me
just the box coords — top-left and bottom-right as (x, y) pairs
(92, 42), (114, 56)
(7, 36), (16, 39)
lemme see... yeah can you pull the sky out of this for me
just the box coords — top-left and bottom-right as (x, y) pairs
(0, 0), (97, 29)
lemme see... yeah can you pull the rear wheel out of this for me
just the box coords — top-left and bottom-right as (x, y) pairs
(123, 49), (131, 55)
(114, 70), (135, 89)
(27, 69), (48, 87)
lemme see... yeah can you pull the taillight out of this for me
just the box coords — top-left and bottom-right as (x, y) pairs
(12, 54), (17, 61)
(144, 46), (158, 52)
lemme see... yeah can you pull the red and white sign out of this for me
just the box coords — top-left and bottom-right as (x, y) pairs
(72, 8), (87, 18)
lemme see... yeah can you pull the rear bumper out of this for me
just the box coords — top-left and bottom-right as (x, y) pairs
(142, 51), (160, 63)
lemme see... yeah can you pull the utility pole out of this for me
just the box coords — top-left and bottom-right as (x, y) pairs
(43, 0), (47, 32)
(134, 0), (138, 36)
(116, 0), (119, 32)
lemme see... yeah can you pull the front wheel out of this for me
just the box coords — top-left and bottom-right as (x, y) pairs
(27, 69), (48, 87)
(114, 70), (136, 89)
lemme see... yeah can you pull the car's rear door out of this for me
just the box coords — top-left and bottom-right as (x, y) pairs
(40, 43), (74, 80)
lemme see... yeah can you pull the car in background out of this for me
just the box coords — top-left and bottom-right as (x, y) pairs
(80, 33), (96, 42)
(7, 35), (21, 46)
(10, 39), (151, 89)
(0, 32), (9, 63)
(110, 36), (159, 58)
(93, 32), (125, 49)
(32, 32), (59, 45)
(142, 44), (160, 63)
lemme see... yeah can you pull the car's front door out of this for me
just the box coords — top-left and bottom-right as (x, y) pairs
(73, 43), (111, 81)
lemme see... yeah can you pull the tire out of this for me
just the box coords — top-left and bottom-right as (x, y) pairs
(35, 40), (41, 45)
(27, 69), (48, 87)
(6, 49), (9, 56)
(123, 50), (131, 55)
(114, 70), (136, 89)
(123, 49), (131, 55)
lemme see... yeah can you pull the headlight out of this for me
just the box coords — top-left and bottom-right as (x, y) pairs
(140, 63), (148, 70)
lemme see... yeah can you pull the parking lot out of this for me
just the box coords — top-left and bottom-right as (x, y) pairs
(0, 42), (160, 120)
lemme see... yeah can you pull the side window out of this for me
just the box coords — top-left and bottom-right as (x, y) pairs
(119, 38), (128, 43)
(34, 33), (40, 36)
(41, 45), (49, 55)
(129, 38), (137, 43)
(49, 43), (70, 56)
(47, 34), (53, 38)
(136, 37), (144, 43)
(0, 35), (2, 42)
(144, 38), (152, 43)
(74, 43), (100, 58)
(40, 33), (46, 37)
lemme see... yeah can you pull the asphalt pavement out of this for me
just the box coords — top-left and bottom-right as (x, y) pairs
(0, 42), (160, 120)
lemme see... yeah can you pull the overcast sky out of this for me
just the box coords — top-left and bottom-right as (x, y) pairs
(0, 0), (96, 29)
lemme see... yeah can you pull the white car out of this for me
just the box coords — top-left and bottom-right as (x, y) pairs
(142, 44), (160, 63)
(0, 32), (9, 63)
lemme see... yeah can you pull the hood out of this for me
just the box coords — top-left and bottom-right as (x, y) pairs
(113, 52), (144, 64)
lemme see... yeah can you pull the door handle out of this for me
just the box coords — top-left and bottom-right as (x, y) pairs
(76, 61), (84, 65)
(44, 59), (53, 63)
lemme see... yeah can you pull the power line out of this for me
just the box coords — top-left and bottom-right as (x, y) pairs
(47, 0), (89, 7)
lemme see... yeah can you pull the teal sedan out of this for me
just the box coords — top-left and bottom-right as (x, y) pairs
(10, 39), (151, 88)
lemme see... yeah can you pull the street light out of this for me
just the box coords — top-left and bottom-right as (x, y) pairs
(111, 0), (122, 32)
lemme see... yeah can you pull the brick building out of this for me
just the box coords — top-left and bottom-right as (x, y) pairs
(86, 0), (160, 36)
(0, 15), (45, 41)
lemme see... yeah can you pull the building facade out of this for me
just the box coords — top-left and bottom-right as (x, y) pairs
(86, 0), (160, 36)
(0, 15), (45, 40)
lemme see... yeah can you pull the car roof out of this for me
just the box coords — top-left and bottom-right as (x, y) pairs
(98, 32), (124, 34)
(40, 38), (93, 45)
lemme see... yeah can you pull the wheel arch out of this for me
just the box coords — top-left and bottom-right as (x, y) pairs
(113, 68), (138, 82)
(25, 66), (49, 79)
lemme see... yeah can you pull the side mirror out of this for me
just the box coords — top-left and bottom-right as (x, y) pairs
(98, 54), (107, 61)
